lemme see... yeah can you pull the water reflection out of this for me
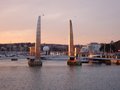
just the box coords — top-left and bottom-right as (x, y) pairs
(0, 60), (120, 90)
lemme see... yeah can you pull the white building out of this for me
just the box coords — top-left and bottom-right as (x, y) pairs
(80, 45), (89, 57)
(88, 42), (101, 54)
(80, 43), (101, 57)
(80, 46), (89, 53)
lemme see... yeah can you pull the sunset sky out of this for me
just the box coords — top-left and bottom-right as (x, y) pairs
(0, 0), (120, 44)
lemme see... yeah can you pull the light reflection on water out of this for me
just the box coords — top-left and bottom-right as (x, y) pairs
(0, 60), (120, 90)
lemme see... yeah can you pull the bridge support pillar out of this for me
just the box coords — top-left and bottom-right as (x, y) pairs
(67, 56), (82, 66)
(28, 16), (42, 67)
(67, 20), (82, 66)
(28, 59), (42, 67)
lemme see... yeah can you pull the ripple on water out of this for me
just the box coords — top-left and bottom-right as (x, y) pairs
(0, 60), (120, 90)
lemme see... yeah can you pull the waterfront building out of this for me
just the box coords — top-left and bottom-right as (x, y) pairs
(80, 45), (89, 57)
(87, 42), (101, 54)
(80, 43), (101, 57)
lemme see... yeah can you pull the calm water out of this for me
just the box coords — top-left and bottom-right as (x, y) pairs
(0, 60), (120, 90)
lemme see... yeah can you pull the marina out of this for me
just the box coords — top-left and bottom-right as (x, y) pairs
(0, 0), (120, 90)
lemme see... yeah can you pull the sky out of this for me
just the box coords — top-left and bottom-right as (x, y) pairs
(0, 0), (120, 45)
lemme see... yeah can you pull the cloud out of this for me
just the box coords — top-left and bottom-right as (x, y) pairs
(0, 0), (120, 44)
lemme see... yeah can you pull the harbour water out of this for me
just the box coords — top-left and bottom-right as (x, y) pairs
(0, 59), (120, 90)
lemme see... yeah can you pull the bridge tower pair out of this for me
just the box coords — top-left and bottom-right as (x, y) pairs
(28, 16), (82, 67)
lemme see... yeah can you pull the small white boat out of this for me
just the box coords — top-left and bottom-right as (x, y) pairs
(79, 57), (89, 63)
